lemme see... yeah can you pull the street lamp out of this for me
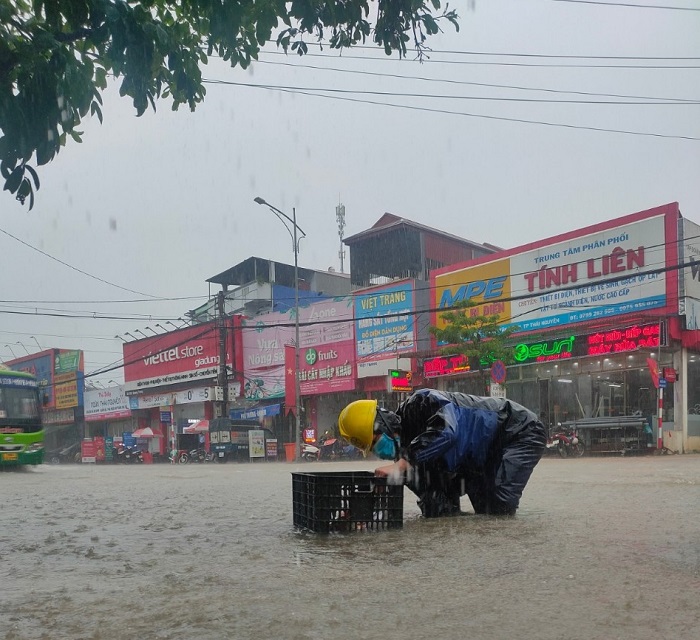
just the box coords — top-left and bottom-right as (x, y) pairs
(4, 344), (17, 359)
(254, 196), (307, 459)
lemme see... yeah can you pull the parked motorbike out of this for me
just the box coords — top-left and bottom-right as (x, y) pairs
(48, 441), (81, 464)
(176, 448), (209, 464)
(301, 442), (320, 461)
(113, 445), (143, 463)
(545, 426), (585, 458)
(301, 438), (363, 461)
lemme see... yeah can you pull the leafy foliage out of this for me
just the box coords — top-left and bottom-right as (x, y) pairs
(0, 0), (459, 209)
(430, 300), (519, 391)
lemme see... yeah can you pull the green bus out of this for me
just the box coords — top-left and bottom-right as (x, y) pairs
(0, 367), (44, 466)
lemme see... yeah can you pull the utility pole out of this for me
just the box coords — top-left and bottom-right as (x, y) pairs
(217, 291), (228, 418)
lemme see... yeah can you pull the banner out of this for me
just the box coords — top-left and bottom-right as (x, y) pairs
(285, 345), (297, 415)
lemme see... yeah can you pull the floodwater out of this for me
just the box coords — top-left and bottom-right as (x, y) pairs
(2, 455), (699, 640)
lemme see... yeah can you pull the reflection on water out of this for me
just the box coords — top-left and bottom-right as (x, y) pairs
(2, 456), (699, 639)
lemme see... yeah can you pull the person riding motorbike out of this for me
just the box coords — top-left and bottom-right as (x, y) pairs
(338, 389), (546, 518)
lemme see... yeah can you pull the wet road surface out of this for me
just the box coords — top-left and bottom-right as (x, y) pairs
(2, 454), (699, 639)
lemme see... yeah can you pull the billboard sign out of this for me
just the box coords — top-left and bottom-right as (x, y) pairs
(298, 341), (355, 395)
(679, 218), (700, 330)
(434, 206), (676, 335)
(123, 321), (233, 393)
(242, 297), (354, 400)
(354, 282), (415, 368)
(85, 386), (132, 421)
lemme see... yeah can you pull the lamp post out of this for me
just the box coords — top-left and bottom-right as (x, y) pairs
(253, 196), (306, 459)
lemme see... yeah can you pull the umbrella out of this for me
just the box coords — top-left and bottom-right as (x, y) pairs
(132, 426), (163, 438)
(183, 420), (209, 433)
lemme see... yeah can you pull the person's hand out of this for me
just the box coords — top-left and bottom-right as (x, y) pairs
(375, 463), (395, 478)
(375, 459), (409, 484)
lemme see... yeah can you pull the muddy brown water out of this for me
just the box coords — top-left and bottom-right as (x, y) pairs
(1, 455), (699, 640)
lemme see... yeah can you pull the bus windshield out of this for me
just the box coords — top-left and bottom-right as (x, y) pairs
(0, 386), (41, 428)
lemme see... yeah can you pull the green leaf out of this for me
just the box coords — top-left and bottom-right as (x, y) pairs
(90, 101), (103, 124)
(25, 164), (40, 190)
(4, 166), (23, 193)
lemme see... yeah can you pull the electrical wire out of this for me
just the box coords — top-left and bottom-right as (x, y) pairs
(203, 78), (700, 105)
(256, 59), (700, 103)
(259, 50), (700, 69)
(0, 226), (158, 298)
(551, 0), (700, 10)
(204, 81), (700, 141)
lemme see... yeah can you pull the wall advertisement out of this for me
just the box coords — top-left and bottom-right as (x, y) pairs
(123, 320), (234, 393)
(298, 340), (356, 395)
(85, 386), (131, 421)
(354, 282), (415, 370)
(679, 218), (700, 330)
(434, 210), (672, 335)
(242, 297), (354, 400)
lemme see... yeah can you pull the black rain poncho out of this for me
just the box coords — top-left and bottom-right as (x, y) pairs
(396, 389), (546, 517)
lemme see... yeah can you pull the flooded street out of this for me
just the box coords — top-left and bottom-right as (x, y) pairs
(2, 455), (699, 640)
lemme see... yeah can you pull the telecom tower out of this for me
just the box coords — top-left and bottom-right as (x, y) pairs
(336, 202), (346, 273)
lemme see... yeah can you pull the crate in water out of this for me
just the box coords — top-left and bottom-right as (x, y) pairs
(292, 471), (404, 533)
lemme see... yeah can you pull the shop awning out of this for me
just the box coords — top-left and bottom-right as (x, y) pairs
(132, 426), (163, 438)
(183, 420), (209, 433)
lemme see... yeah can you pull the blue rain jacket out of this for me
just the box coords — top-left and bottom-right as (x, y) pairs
(396, 389), (546, 516)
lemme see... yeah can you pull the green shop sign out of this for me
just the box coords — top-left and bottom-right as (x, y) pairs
(513, 336), (576, 363)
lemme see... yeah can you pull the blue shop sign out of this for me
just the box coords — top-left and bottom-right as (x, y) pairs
(230, 404), (281, 420)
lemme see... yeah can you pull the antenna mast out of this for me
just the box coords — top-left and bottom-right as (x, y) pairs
(336, 201), (346, 273)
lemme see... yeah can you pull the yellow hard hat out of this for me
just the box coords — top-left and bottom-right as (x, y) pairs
(338, 399), (378, 453)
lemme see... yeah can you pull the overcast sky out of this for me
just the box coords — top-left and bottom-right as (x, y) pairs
(1, 0), (698, 385)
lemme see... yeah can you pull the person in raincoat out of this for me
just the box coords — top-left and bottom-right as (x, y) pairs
(338, 389), (546, 518)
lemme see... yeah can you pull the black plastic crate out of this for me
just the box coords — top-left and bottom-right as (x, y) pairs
(292, 471), (404, 533)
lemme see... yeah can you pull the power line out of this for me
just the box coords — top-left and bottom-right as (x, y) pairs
(260, 50), (700, 69)
(257, 59), (700, 103)
(551, 0), (700, 10)
(0, 309), (180, 321)
(0, 296), (208, 304)
(287, 43), (700, 60)
(222, 83), (700, 141)
(0, 226), (158, 298)
(204, 78), (700, 105)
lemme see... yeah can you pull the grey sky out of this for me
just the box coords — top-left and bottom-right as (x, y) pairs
(1, 0), (698, 384)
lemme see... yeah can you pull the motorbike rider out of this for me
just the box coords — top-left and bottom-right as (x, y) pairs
(338, 389), (546, 518)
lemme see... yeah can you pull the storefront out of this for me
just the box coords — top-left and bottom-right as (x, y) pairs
(122, 319), (242, 454)
(431, 203), (700, 453)
(84, 385), (135, 440)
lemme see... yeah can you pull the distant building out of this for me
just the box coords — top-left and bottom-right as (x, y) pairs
(343, 213), (499, 289)
(187, 256), (352, 323)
